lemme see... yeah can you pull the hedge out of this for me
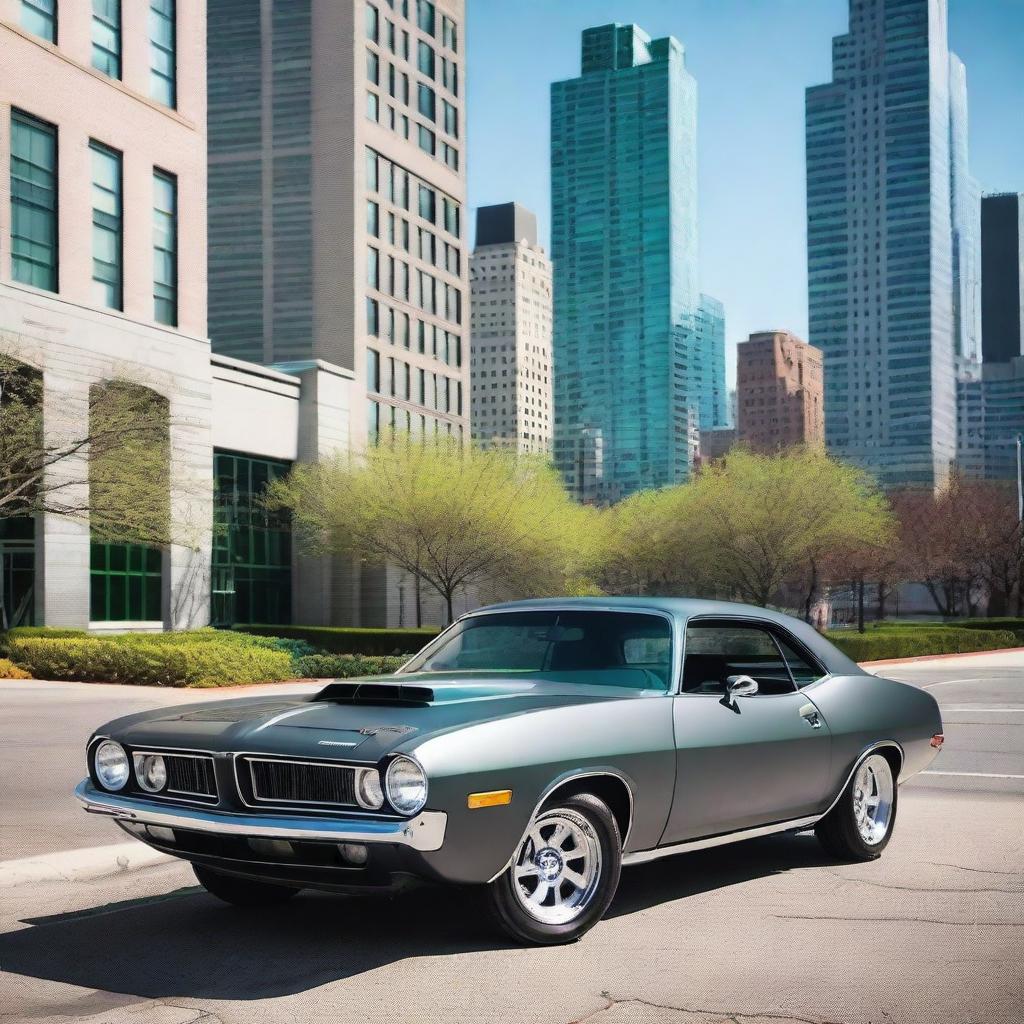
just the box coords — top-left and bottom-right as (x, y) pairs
(827, 627), (1017, 662)
(6, 632), (295, 688)
(295, 653), (406, 679)
(0, 657), (31, 679)
(235, 624), (440, 656)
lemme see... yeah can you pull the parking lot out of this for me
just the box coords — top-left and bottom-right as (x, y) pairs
(0, 652), (1021, 1024)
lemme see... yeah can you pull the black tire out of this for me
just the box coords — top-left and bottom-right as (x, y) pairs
(193, 863), (301, 907)
(486, 792), (622, 946)
(816, 752), (899, 861)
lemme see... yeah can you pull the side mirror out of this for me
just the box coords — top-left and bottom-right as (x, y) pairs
(722, 674), (759, 709)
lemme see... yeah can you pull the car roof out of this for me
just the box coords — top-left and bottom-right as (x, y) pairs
(467, 596), (865, 677)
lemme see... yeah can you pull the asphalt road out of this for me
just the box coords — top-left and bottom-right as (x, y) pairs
(0, 654), (1021, 1024)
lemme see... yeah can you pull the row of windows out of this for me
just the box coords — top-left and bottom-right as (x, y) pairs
(367, 400), (464, 444)
(365, 148), (460, 239)
(21, 0), (177, 109)
(367, 245), (461, 325)
(365, 298), (462, 366)
(367, 201), (460, 276)
(367, 347), (463, 415)
(9, 110), (178, 326)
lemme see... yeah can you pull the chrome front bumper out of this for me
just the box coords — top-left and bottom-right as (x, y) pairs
(75, 780), (447, 852)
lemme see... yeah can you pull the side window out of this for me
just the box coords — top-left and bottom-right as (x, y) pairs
(774, 633), (826, 688)
(682, 622), (796, 696)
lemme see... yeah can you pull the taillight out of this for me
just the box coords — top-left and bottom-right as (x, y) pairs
(930, 733), (944, 748)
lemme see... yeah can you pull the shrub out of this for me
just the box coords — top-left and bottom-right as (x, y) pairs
(295, 653), (406, 679)
(828, 627), (1017, 662)
(7, 633), (295, 688)
(0, 626), (88, 657)
(235, 625), (440, 656)
(0, 657), (31, 679)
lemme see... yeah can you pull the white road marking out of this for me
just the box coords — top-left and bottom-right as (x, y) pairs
(941, 707), (1024, 713)
(0, 841), (171, 888)
(923, 771), (1024, 780)
(921, 678), (987, 690)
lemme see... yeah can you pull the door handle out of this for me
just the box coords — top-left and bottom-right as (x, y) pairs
(799, 703), (822, 729)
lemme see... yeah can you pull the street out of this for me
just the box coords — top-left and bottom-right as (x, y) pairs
(0, 654), (1021, 1024)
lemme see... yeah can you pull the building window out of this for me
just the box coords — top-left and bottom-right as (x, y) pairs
(90, 543), (162, 622)
(367, 199), (379, 237)
(367, 245), (379, 289)
(149, 0), (176, 108)
(90, 141), (122, 310)
(416, 0), (434, 35)
(366, 2), (379, 41)
(91, 0), (121, 78)
(366, 49), (379, 85)
(417, 83), (435, 121)
(418, 41), (434, 76)
(442, 15), (456, 51)
(443, 197), (459, 236)
(366, 91), (379, 122)
(417, 124), (435, 156)
(443, 100), (457, 137)
(367, 400), (380, 443)
(367, 297), (380, 335)
(367, 348), (381, 392)
(211, 452), (292, 627)
(153, 169), (178, 326)
(21, 0), (56, 42)
(10, 111), (58, 293)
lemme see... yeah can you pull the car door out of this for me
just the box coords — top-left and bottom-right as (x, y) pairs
(661, 617), (833, 845)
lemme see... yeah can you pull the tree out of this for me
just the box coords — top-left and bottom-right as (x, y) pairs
(0, 353), (177, 627)
(267, 433), (596, 623)
(681, 447), (894, 608)
(896, 476), (1022, 618)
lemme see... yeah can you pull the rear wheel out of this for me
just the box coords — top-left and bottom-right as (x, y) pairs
(816, 753), (898, 861)
(485, 792), (622, 945)
(193, 863), (301, 907)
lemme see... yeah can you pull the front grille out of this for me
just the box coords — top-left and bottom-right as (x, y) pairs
(246, 757), (357, 808)
(165, 754), (217, 800)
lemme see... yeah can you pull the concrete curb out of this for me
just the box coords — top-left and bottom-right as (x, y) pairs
(860, 645), (1024, 667)
(0, 841), (172, 889)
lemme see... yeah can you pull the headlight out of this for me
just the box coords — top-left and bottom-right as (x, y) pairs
(355, 768), (384, 810)
(94, 740), (130, 791)
(134, 753), (167, 793)
(385, 756), (427, 815)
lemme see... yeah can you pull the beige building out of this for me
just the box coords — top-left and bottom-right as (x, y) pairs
(206, 0), (470, 627)
(470, 203), (552, 453)
(0, 0), (213, 629)
(737, 330), (825, 452)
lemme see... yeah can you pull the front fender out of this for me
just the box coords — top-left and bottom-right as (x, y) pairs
(409, 697), (675, 884)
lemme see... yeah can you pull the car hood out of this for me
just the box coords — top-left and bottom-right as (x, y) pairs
(99, 671), (660, 761)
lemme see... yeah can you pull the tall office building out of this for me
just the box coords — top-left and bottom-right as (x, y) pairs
(551, 23), (726, 502)
(469, 203), (553, 454)
(736, 331), (825, 452)
(981, 193), (1024, 364)
(207, 0), (469, 448)
(806, 0), (980, 486)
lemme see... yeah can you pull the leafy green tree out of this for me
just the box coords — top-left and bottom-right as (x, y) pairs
(268, 433), (597, 623)
(682, 447), (894, 608)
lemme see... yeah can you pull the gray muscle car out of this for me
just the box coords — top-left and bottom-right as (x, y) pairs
(76, 598), (944, 944)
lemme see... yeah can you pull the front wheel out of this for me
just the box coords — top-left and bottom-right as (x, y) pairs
(816, 752), (898, 861)
(193, 863), (301, 907)
(485, 792), (622, 945)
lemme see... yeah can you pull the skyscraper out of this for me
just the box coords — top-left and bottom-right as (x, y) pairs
(469, 203), (553, 454)
(981, 193), (1024, 364)
(207, 0), (469, 448)
(806, 0), (979, 487)
(551, 23), (726, 502)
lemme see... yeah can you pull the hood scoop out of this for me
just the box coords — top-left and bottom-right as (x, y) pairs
(314, 681), (435, 706)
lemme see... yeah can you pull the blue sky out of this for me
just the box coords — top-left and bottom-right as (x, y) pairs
(466, 0), (1024, 386)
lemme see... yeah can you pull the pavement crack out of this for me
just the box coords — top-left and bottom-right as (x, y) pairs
(570, 991), (847, 1024)
(922, 860), (1023, 877)
(823, 869), (1020, 894)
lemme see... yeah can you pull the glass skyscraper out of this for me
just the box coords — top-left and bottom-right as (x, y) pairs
(551, 24), (726, 502)
(806, 0), (979, 487)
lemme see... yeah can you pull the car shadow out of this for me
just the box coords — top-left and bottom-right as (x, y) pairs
(0, 833), (839, 1001)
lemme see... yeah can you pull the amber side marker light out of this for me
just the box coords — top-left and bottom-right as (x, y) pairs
(468, 789), (512, 809)
(930, 733), (945, 748)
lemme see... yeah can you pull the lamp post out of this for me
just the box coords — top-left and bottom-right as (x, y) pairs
(1017, 433), (1023, 524)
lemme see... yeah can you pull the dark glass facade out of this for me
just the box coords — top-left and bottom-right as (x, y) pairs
(211, 451), (292, 627)
(981, 193), (1024, 364)
(90, 543), (162, 622)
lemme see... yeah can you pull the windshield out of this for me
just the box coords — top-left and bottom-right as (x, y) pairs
(401, 610), (674, 691)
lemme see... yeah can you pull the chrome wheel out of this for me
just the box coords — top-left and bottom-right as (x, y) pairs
(852, 754), (894, 846)
(511, 809), (602, 925)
